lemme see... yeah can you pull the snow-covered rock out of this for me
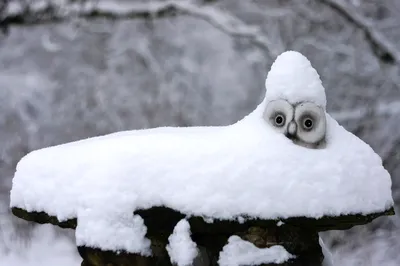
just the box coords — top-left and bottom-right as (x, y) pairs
(10, 51), (393, 253)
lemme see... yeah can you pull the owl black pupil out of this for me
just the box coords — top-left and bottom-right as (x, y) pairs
(275, 115), (283, 125)
(305, 119), (313, 128)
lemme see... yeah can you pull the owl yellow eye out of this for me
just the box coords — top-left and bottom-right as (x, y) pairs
(274, 114), (285, 127)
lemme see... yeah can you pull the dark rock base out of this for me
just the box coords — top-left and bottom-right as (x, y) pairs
(78, 225), (323, 266)
(11, 206), (394, 266)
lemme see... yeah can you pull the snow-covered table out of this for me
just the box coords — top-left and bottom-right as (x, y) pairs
(10, 51), (395, 266)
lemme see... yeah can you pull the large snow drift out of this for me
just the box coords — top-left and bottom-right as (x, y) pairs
(10, 51), (393, 253)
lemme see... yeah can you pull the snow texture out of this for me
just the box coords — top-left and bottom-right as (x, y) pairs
(166, 219), (198, 266)
(10, 51), (393, 252)
(265, 51), (327, 109)
(218, 236), (295, 266)
(75, 211), (151, 255)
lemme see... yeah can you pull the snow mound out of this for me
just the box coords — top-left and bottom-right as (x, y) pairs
(166, 219), (198, 266)
(75, 211), (151, 254)
(265, 50), (327, 108)
(218, 236), (295, 266)
(10, 51), (393, 252)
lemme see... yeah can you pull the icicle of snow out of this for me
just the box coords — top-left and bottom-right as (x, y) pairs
(218, 236), (295, 266)
(166, 219), (198, 266)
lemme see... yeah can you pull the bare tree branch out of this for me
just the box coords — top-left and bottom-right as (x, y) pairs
(320, 0), (400, 64)
(1, 0), (279, 57)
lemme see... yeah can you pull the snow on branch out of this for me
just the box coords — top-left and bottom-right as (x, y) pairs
(321, 0), (400, 64)
(331, 100), (400, 121)
(1, 0), (278, 56)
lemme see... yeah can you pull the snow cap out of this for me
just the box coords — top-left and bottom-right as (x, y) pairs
(265, 51), (327, 109)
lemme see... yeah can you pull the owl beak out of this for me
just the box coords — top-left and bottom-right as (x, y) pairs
(286, 121), (297, 139)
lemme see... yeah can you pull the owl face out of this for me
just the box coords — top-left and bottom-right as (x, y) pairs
(263, 99), (326, 149)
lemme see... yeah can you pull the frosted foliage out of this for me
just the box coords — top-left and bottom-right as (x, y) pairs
(218, 236), (295, 266)
(321, 223), (400, 266)
(166, 219), (198, 266)
(0, 203), (80, 266)
(0, 227), (80, 266)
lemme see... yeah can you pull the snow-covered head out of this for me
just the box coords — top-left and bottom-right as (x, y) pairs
(263, 51), (327, 149)
(264, 51), (327, 109)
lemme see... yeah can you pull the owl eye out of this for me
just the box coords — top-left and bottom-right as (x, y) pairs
(293, 102), (326, 147)
(274, 114), (285, 127)
(302, 117), (314, 131)
(263, 99), (294, 132)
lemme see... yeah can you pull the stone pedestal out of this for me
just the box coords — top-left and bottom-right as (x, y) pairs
(12, 206), (394, 266)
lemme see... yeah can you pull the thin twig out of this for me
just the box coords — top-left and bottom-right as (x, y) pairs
(2, 0), (278, 56)
(331, 100), (400, 121)
(320, 0), (400, 64)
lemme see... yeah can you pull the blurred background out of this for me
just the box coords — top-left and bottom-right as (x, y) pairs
(0, 0), (399, 265)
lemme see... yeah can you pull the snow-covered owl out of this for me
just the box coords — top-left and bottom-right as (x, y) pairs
(262, 51), (327, 149)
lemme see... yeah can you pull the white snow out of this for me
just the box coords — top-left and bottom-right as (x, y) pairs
(277, 221), (284, 227)
(218, 236), (295, 266)
(10, 51), (393, 252)
(75, 211), (151, 255)
(166, 219), (198, 266)
(265, 50), (327, 108)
